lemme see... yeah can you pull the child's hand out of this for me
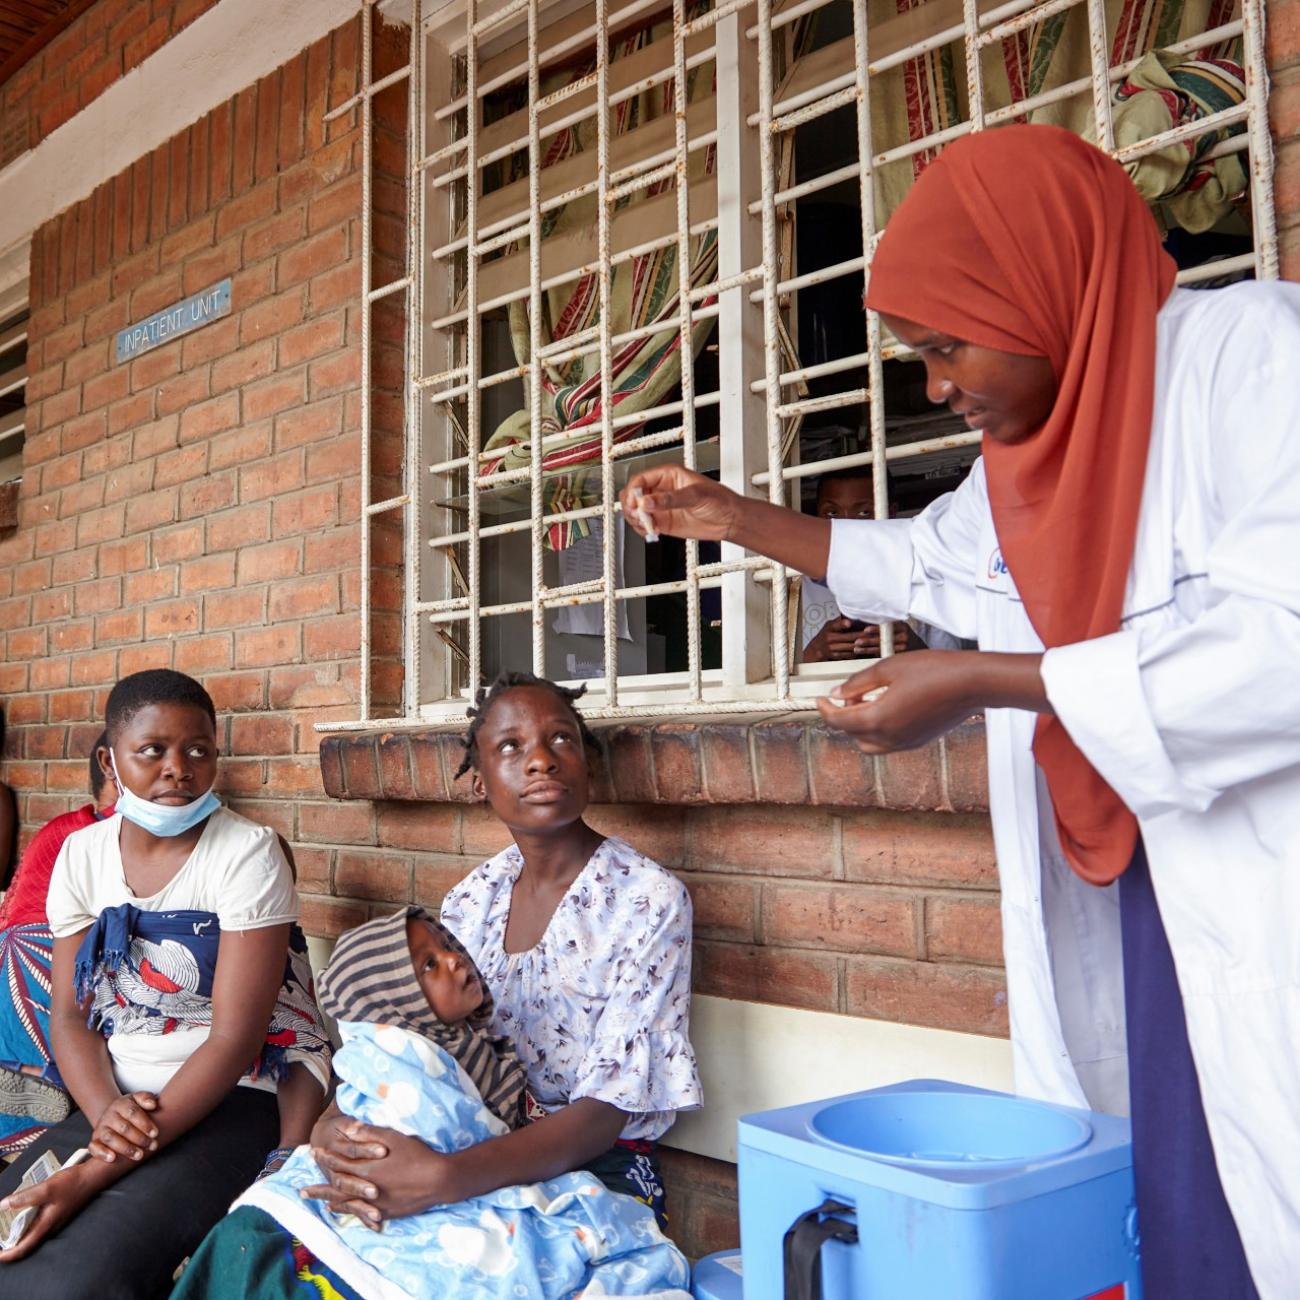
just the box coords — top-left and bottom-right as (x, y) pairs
(89, 1091), (159, 1164)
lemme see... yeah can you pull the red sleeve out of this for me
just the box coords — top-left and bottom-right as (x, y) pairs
(0, 807), (98, 931)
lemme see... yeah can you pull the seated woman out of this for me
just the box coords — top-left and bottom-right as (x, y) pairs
(0, 670), (330, 1299)
(0, 734), (117, 1148)
(168, 671), (701, 1300)
(176, 907), (689, 1300)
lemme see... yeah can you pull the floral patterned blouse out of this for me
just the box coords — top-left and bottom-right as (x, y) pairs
(440, 836), (702, 1141)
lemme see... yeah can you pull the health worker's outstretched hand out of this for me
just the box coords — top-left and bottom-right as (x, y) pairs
(817, 650), (1052, 752)
(621, 465), (741, 542)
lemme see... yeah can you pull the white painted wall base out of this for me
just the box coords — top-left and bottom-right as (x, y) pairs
(666, 995), (1014, 1163)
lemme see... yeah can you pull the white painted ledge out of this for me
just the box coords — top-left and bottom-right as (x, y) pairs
(666, 994), (1014, 1163)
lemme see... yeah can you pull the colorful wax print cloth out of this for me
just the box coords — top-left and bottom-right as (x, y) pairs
(441, 836), (701, 1141)
(74, 904), (331, 1091)
(238, 1021), (692, 1300)
(0, 923), (60, 1157)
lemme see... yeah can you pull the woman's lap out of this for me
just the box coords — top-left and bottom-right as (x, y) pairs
(0, 1086), (278, 1300)
(1121, 841), (1259, 1299)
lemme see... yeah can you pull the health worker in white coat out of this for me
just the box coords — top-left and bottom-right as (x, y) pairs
(622, 124), (1300, 1299)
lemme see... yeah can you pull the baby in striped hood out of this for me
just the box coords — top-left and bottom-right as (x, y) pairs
(315, 905), (528, 1130)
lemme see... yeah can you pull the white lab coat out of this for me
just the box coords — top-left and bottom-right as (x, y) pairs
(825, 282), (1300, 1298)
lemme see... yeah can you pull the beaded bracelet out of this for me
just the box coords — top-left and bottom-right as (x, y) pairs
(256, 1146), (297, 1181)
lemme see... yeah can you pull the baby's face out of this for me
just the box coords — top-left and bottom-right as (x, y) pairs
(406, 918), (484, 1023)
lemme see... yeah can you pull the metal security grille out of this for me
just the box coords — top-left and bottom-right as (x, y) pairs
(327, 0), (1277, 729)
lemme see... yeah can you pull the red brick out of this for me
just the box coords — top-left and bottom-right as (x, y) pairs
(278, 226), (348, 291)
(218, 758), (268, 795)
(39, 388), (82, 434)
(263, 755), (322, 795)
(130, 342), (182, 393)
(119, 643), (173, 676)
(272, 485), (337, 536)
(308, 261), (360, 314)
(275, 398), (343, 450)
(842, 811), (998, 889)
(207, 503), (270, 552)
(763, 881), (917, 957)
(243, 372), (306, 423)
(302, 613), (357, 660)
(123, 567), (178, 604)
(300, 800), (375, 845)
(307, 348), (361, 399)
(178, 392), (240, 443)
(205, 670), (265, 712)
(229, 713), (294, 756)
(52, 549), (98, 585)
(279, 313), (346, 369)
(845, 956), (1008, 1036)
(254, 69), (281, 184)
(42, 319), (84, 364)
(678, 872), (757, 942)
(174, 633), (234, 674)
(58, 477), (105, 519)
(49, 689), (96, 723)
(13, 558), (52, 595)
(209, 423), (273, 472)
(204, 588), (265, 631)
(161, 213), (215, 265)
(61, 409), (107, 453)
(155, 367), (212, 418)
(289, 846), (331, 892)
(177, 554), (234, 595)
(69, 645), (116, 686)
(49, 619), (92, 653)
(102, 459), (155, 505)
(107, 391), (154, 436)
(30, 655), (70, 690)
(689, 806), (836, 879)
(460, 802), (516, 857)
(144, 598), (199, 638)
(210, 340), (275, 394)
(242, 209), (306, 264)
(299, 896), (370, 940)
(82, 366), (130, 415)
(154, 444), (209, 488)
(95, 609), (144, 644)
(178, 471), (236, 519)
(239, 449), (304, 503)
(925, 894), (1004, 965)
(942, 719), (988, 813)
(267, 664), (348, 710)
(585, 804), (686, 868)
(180, 235), (243, 298)
(236, 538), (301, 586)
(131, 415), (180, 459)
(8, 627), (49, 659)
(335, 850), (412, 904)
(72, 576), (120, 616)
(413, 859), (479, 909)
(153, 521), (204, 564)
(181, 316), (238, 368)
(695, 941), (838, 1012)
(124, 487), (177, 533)
(215, 180), (277, 242)
(32, 587), (73, 623)
(268, 574), (338, 623)
(878, 742), (945, 812)
(235, 624), (301, 669)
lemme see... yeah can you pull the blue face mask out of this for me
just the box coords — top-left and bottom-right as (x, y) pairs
(110, 750), (221, 838)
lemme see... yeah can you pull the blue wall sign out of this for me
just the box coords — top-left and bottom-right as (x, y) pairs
(115, 279), (232, 364)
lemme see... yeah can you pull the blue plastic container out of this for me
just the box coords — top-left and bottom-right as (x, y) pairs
(738, 1079), (1141, 1300)
(692, 1249), (744, 1300)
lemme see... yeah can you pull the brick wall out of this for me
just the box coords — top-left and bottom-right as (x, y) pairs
(0, 0), (223, 168)
(0, 12), (407, 846)
(1270, 0), (1300, 277)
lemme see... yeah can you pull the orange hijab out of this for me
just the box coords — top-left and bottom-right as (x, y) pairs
(865, 125), (1177, 885)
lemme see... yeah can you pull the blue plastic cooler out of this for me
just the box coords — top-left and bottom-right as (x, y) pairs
(737, 1079), (1141, 1300)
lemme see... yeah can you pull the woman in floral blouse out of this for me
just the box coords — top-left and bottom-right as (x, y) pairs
(303, 672), (701, 1234)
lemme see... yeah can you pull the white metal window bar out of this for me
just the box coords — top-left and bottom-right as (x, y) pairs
(323, 0), (1278, 731)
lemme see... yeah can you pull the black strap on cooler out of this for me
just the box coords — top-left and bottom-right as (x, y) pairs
(782, 1197), (859, 1300)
